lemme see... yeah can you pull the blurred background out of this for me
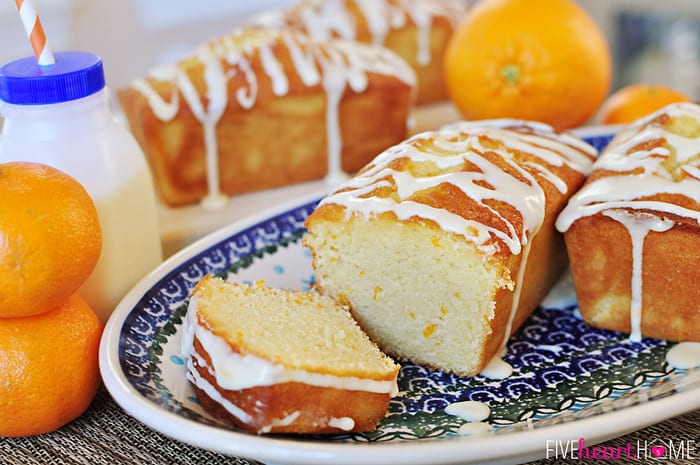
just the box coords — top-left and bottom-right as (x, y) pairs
(1, 0), (699, 100)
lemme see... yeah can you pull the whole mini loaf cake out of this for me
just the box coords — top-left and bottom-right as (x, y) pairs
(181, 275), (399, 434)
(250, 0), (467, 104)
(557, 102), (700, 342)
(118, 28), (416, 207)
(304, 119), (596, 376)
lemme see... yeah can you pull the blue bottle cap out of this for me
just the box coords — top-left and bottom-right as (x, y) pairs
(0, 51), (105, 105)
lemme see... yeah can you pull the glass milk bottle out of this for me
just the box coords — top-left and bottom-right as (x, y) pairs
(0, 51), (163, 324)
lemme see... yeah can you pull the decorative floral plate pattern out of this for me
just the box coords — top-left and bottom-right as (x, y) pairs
(100, 128), (700, 465)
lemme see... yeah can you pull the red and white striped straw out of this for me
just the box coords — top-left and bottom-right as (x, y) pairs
(15, 0), (55, 66)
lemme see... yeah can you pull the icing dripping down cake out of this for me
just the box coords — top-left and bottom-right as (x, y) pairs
(118, 28), (416, 207)
(250, 0), (467, 104)
(181, 275), (399, 434)
(303, 119), (596, 376)
(557, 102), (700, 342)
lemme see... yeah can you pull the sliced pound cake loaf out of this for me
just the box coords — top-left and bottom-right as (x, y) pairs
(304, 120), (596, 377)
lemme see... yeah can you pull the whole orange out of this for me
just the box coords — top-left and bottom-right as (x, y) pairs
(444, 0), (612, 131)
(0, 162), (101, 318)
(0, 293), (103, 437)
(598, 83), (691, 125)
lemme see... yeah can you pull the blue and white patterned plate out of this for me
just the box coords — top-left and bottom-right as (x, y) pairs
(99, 127), (700, 465)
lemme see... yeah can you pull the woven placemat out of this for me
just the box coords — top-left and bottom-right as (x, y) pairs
(1, 387), (698, 465)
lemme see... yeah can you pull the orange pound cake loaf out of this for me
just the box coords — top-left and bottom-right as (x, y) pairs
(181, 275), (399, 434)
(304, 120), (596, 377)
(251, 0), (467, 104)
(557, 102), (700, 342)
(118, 28), (416, 207)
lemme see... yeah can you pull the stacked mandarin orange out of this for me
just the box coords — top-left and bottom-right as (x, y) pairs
(0, 161), (103, 437)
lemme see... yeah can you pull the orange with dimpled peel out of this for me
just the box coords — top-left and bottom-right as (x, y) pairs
(444, 0), (612, 131)
(0, 293), (103, 437)
(597, 83), (691, 125)
(0, 161), (101, 318)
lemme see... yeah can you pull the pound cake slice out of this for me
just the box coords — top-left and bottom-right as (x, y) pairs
(181, 275), (399, 434)
(557, 102), (700, 342)
(118, 27), (415, 207)
(251, 0), (467, 104)
(304, 120), (596, 377)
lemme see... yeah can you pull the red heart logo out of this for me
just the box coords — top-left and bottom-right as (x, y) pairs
(651, 446), (665, 457)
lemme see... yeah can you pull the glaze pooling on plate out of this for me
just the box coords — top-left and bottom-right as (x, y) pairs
(666, 342), (700, 369)
(116, 155), (697, 446)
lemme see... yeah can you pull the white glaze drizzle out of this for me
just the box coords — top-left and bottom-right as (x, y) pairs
(130, 28), (415, 207)
(482, 238), (535, 379)
(322, 121), (593, 255)
(603, 210), (673, 341)
(499, 240), (535, 366)
(479, 348), (514, 380)
(252, 0), (467, 66)
(328, 416), (356, 431)
(442, 119), (597, 177)
(556, 102), (700, 341)
(259, 411), (301, 433)
(185, 356), (254, 424)
(666, 342), (700, 369)
(320, 119), (595, 378)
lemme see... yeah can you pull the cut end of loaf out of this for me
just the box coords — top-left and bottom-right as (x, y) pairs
(304, 212), (513, 376)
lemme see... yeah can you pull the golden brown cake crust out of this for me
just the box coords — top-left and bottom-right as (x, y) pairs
(118, 29), (415, 207)
(191, 337), (392, 434)
(558, 102), (700, 342)
(308, 123), (593, 261)
(565, 214), (700, 341)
